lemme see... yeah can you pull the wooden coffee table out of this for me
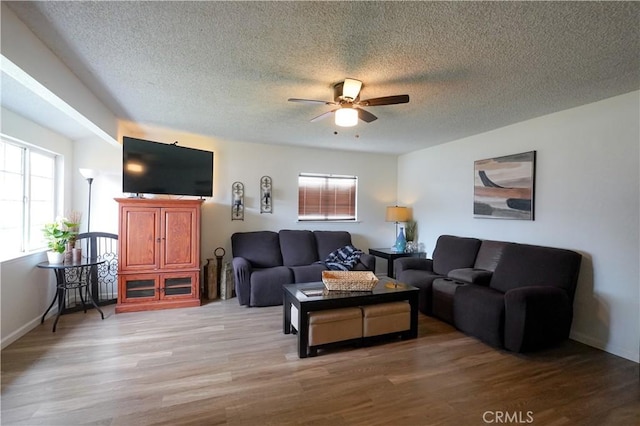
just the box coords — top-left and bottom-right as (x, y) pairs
(283, 277), (419, 358)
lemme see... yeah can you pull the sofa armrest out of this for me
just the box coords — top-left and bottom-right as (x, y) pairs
(447, 268), (493, 286)
(504, 286), (571, 352)
(232, 257), (253, 306)
(358, 253), (376, 271)
(394, 257), (434, 277)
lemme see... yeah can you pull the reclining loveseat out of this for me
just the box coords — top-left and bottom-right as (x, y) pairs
(395, 235), (582, 353)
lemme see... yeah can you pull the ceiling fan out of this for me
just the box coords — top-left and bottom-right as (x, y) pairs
(288, 78), (410, 127)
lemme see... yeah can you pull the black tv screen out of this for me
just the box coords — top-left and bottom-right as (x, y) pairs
(122, 137), (213, 197)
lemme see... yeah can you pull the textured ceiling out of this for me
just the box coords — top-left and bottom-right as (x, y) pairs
(4, 1), (640, 154)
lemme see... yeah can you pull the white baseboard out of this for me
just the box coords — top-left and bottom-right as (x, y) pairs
(570, 331), (639, 363)
(1, 308), (58, 350)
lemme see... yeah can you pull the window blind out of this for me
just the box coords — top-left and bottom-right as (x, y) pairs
(298, 174), (357, 221)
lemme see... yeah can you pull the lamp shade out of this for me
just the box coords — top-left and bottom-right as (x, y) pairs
(385, 206), (410, 222)
(335, 108), (358, 127)
(79, 168), (96, 180)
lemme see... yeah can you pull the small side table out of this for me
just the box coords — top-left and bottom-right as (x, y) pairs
(368, 248), (427, 278)
(37, 259), (106, 332)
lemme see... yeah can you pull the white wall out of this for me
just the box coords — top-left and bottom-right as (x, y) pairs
(398, 91), (640, 362)
(1, 108), (75, 348)
(72, 136), (122, 234)
(118, 122), (399, 263)
(1, 3), (118, 143)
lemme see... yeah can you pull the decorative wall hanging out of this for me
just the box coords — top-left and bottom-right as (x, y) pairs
(231, 181), (244, 220)
(260, 176), (273, 214)
(473, 151), (536, 220)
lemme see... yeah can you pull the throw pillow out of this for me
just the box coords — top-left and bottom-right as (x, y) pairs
(321, 244), (363, 271)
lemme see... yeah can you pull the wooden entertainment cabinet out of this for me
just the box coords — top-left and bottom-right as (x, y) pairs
(115, 198), (203, 313)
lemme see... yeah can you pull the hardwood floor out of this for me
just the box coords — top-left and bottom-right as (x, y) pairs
(1, 299), (638, 426)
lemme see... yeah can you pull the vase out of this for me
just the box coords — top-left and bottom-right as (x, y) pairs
(395, 226), (407, 252)
(46, 251), (65, 264)
(64, 242), (74, 263)
(72, 248), (82, 263)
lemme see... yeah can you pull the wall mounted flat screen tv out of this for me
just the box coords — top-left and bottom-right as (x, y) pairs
(122, 136), (213, 197)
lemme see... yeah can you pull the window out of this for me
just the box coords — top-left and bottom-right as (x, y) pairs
(298, 173), (357, 221)
(0, 139), (56, 258)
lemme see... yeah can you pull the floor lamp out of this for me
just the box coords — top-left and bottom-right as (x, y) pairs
(79, 168), (96, 233)
(385, 206), (410, 251)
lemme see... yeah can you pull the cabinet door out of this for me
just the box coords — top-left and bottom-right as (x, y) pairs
(160, 207), (199, 269)
(120, 206), (160, 271)
(160, 272), (199, 300)
(120, 273), (160, 303)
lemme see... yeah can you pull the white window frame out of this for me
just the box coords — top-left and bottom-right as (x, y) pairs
(0, 137), (58, 259)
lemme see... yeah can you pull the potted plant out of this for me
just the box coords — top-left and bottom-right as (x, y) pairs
(405, 220), (418, 252)
(43, 215), (80, 263)
(64, 211), (82, 251)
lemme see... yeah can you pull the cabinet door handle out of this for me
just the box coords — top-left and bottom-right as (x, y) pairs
(157, 238), (161, 243)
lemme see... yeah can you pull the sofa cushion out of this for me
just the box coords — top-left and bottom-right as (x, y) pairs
(454, 284), (505, 348)
(231, 231), (282, 268)
(432, 235), (482, 275)
(490, 243), (582, 298)
(474, 240), (509, 271)
(314, 231), (353, 260)
(447, 268), (493, 285)
(290, 264), (327, 283)
(279, 230), (318, 266)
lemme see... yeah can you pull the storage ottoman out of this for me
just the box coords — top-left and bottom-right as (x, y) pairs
(361, 302), (411, 337)
(308, 307), (363, 347)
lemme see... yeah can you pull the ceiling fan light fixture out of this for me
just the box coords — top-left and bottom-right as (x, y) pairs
(335, 108), (358, 127)
(342, 78), (362, 100)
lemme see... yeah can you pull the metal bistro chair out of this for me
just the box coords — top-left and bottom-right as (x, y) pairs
(63, 232), (118, 312)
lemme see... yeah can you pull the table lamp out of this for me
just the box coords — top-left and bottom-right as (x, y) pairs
(385, 206), (410, 251)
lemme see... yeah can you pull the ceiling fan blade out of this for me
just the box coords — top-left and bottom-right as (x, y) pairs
(357, 108), (377, 123)
(358, 95), (410, 107)
(288, 98), (337, 105)
(342, 78), (363, 100)
(310, 109), (338, 122)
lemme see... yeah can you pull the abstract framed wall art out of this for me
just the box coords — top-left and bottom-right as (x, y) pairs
(473, 151), (536, 220)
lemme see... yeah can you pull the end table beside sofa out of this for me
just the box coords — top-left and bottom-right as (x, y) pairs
(367, 248), (426, 278)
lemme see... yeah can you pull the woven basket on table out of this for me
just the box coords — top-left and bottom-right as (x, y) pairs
(322, 271), (379, 291)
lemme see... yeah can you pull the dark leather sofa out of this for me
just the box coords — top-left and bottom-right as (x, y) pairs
(231, 230), (376, 307)
(395, 235), (582, 352)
